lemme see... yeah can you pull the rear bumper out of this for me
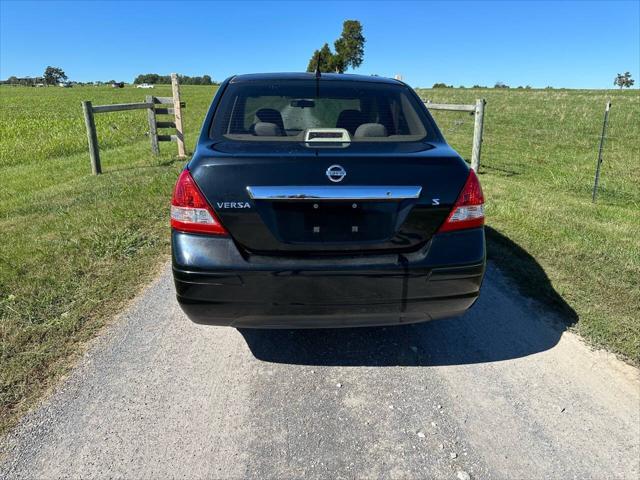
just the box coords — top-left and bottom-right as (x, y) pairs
(172, 228), (485, 328)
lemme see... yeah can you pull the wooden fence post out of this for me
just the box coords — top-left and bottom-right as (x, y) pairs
(470, 98), (486, 173)
(171, 73), (186, 157)
(82, 101), (101, 175)
(146, 95), (159, 155)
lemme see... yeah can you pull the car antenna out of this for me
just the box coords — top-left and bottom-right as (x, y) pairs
(315, 51), (322, 79)
(314, 51), (322, 97)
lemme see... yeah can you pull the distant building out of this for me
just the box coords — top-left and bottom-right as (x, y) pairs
(394, 74), (403, 81)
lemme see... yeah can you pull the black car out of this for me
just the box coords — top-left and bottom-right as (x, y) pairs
(171, 73), (485, 328)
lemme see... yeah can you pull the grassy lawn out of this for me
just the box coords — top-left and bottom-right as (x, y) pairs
(0, 84), (638, 436)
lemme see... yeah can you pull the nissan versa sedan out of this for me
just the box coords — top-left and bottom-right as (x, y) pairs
(171, 73), (485, 328)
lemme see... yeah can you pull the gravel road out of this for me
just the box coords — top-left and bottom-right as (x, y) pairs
(1, 263), (638, 479)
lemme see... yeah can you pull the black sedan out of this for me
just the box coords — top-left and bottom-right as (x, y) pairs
(171, 73), (485, 328)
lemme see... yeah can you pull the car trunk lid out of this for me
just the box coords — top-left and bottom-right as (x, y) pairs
(190, 141), (469, 254)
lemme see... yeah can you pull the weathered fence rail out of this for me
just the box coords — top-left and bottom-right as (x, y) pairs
(424, 98), (486, 172)
(81, 73), (186, 174)
(424, 103), (476, 112)
(91, 102), (152, 114)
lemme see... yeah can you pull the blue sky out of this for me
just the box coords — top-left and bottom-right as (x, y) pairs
(1, 0), (638, 88)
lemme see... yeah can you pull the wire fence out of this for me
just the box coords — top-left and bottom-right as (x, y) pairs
(424, 97), (639, 206)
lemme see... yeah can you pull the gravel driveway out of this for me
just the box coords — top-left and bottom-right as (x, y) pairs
(1, 263), (638, 479)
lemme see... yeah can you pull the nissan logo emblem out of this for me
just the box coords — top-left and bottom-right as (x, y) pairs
(326, 164), (346, 183)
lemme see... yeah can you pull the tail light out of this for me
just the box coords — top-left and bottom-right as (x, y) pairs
(170, 169), (227, 235)
(437, 169), (484, 233)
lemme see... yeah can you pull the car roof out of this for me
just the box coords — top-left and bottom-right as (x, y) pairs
(229, 72), (403, 85)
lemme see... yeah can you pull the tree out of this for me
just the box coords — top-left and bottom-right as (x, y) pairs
(614, 72), (634, 89)
(494, 81), (509, 89)
(306, 43), (335, 73)
(306, 20), (366, 74)
(333, 20), (365, 72)
(43, 66), (67, 85)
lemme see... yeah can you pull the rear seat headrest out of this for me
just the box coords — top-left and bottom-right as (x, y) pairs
(354, 123), (387, 138)
(336, 109), (365, 135)
(253, 122), (281, 136)
(255, 108), (285, 132)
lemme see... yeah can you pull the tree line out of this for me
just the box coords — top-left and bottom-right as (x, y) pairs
(432, 73), (635, 89)
(1, 54), (635, 90)
(1, 66), (68, 85)
(432, 82), (533, 89)
(0, 66), (218, 86)
(133, 73), (217, 85)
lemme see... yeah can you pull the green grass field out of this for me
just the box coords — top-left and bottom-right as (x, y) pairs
(0, 84), (217, 435)
(416, 87), (639, 365)
(0, 84), (638, 436)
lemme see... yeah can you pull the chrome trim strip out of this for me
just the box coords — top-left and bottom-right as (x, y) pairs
(246, 186), (422, 200)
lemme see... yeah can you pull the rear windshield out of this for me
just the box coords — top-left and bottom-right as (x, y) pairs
(210, 80), (434, 143)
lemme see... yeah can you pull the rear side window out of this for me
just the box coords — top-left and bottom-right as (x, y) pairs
(210, 80), (434, 142)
